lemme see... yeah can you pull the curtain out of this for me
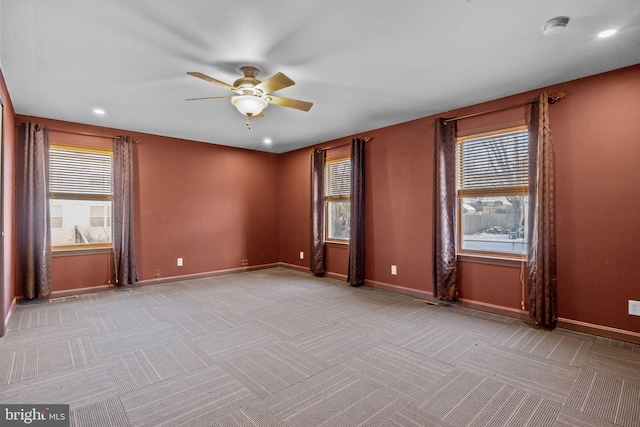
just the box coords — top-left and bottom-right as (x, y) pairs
(22, 123), (52, 299)
(113, 136), (139, 286)
(526, 93), (557, 329)
(310, 148), (325, 276)
(433, 118), (458, 300)
(348, 138), (365, 286)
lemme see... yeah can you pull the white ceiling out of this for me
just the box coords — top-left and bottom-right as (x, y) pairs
(2, 1), (640, 153)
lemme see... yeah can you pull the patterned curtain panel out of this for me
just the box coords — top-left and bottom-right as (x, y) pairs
(348, 138), (365, 287)
(22, 123), (52, 299)
(433, 118), (458, 300)
(310, 148), (325, 276)
(526, 93), (558, 329)
(113, 136), (139, 286)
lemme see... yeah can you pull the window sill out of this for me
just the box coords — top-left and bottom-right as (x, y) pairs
(325, 240), (349, 247)
(457, 253), (525, 267)
(53, 247), (112, 257)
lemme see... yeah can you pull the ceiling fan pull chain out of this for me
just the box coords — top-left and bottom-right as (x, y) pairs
(246, 116), (252, 129)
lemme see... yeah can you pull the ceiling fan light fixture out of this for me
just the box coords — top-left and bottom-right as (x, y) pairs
(231, 95), (268, 117)
(542, 16), (570, 36)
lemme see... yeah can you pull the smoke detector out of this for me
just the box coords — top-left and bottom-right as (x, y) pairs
(542, 16), (570, 36)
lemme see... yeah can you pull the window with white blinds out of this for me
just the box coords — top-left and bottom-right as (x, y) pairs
(455, 127), (529, 258)
(50, 146), (113, 198)
(457, 128), (528, 195)
(49, 145), (113, 249)
(325, 157), (351, 241)
(325, 158), (351, 198)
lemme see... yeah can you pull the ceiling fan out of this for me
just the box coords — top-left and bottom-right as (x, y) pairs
(186, 66), (313, 128)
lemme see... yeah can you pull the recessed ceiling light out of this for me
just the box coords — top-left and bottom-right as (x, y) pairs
(92, 108), (106, 115)
(542, 16), (570, 36)
(263, 138), (272, 144)
(598, 29), (617, 38)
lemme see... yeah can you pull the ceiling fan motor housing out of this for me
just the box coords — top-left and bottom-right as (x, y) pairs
(233, 66), (262, 92)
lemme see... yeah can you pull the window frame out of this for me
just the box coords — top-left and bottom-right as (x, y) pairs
(455, 126), (528, 260)
(324, 156), (351, 243)
(49, 144), (114, 252)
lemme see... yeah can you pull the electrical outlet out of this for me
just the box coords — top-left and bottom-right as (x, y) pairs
(391, 265), (397, 275)
(629, 300), (640, 316)
(177, 258), (183, 267)
(300, 251), (304, 260)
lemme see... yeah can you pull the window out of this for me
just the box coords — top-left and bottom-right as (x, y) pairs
(325, 157), (351, 241)
(49, 145), (113, 249)
(456, 127), (528, 258)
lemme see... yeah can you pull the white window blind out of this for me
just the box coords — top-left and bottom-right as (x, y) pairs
(50, 147), (113, 197)
(325, 159), (351, 198)
(457, 129), (528, 193)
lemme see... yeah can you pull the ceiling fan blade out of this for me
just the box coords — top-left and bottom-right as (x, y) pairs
(185, 95), (233, 101)
(255, 72), (295, 94)
(187, 72), (237, 91)
(268, 95), (313, 112)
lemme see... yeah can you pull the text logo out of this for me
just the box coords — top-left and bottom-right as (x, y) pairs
(0, 405), (69, 427)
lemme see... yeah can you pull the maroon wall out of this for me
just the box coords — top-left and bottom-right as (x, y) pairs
(0, 66), (17, 333)
(278, 147), (311, 268)
(15, 116), (280, 292)
(135, 132), (280, 280)
(550, 66), (640, 331)
(278, 64), (640, 335)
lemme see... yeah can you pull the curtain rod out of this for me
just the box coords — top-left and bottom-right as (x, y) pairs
(48, 128), (120, 140)
(443, 92), (566, 125)
(316, 137), (372, 152)
(47, 127), (141, 143)
(16, 123), (140, 142)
